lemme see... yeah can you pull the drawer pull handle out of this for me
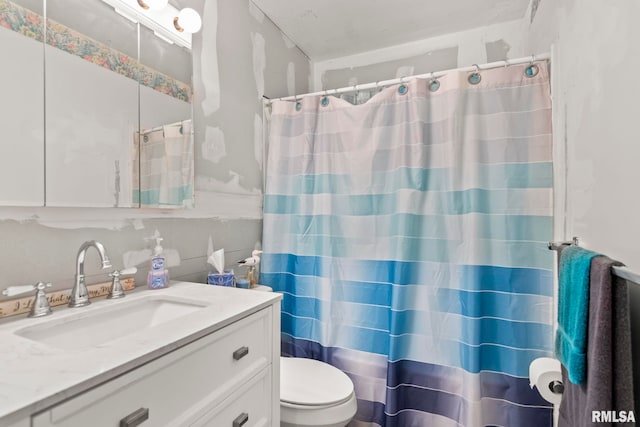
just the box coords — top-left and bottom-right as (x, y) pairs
(233, 346), (249, 360)
(232, 412), (249, 427)
(120, 407), (149, 427)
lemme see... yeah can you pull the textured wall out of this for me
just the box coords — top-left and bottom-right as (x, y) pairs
(0, 0), (310, 298)
(191, 0), (309, 211)
(313, 19), (526, 92)
(522, 0), (640, 271)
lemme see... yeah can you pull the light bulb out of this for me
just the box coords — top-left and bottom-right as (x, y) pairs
(137, 0), (168, 10)
(174, 8), (202, 33)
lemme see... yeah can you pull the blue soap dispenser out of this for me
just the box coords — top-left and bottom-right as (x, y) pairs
(147, 232), (169, 289)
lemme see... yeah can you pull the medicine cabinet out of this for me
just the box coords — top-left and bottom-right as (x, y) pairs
(0, 0), (193, 207)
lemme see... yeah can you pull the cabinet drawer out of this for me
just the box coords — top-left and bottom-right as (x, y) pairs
(193, 368), (271, 427)
(32, 307), (273, 427)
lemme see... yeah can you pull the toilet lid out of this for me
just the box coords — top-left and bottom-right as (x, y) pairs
(280, 357), (354, 406)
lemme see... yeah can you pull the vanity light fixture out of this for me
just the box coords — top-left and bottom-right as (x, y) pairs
(136, 0), (168, 10)
(153, 31), (175, 45)
(173, 8), (202, 34)
(101, 0), (199, 49)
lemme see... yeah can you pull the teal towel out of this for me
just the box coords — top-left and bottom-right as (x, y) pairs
(555, 246), (600, 384)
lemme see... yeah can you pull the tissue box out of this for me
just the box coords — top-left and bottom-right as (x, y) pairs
(207, 270), (235, 287)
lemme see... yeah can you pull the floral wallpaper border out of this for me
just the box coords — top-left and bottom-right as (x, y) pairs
(0, 0), (43, 41)
(0, 0), (192, 103)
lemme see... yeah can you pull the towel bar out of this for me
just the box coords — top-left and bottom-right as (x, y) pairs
(548, 238), (640, 285)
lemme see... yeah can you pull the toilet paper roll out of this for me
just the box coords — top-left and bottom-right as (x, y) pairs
(529, 357), (563, 404)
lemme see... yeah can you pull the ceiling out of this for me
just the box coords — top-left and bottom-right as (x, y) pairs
(251, 0), (531, 61)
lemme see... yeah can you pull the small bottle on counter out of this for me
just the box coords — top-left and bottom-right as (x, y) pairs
(147, 233), (169, 289)
(247, 266), (257, 288)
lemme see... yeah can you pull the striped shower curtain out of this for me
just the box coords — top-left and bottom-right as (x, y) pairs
(262, 63), (554, 426)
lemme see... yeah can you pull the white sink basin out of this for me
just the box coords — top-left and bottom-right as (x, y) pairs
(15, 296), (208, 350)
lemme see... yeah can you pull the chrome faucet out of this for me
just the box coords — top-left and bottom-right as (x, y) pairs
(69, 240), (112, 308)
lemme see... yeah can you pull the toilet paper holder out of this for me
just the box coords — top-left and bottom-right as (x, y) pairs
(529, 357), (563, 404)
(549, 380), (564, 395)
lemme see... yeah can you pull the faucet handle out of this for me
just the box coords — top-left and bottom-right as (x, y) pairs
(107, 267), (137, 279)
(2, 282), (53, 318)
(3, 282), (51, 298)
(107, 268), (137, 299)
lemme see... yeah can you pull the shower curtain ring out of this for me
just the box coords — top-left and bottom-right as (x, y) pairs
(398, 76), (409, 95)
(468, 64), (482, 85)
(295, 94), (302, 111)
(428, 72), (441, 92)
(321, 90), (330, 107)
(525, 56), (540, 78)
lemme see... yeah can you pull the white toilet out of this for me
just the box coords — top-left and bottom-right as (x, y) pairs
(252, 285), (357, 426)
(280, 356), (357, 427)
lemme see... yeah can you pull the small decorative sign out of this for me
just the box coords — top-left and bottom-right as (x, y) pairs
(0, 278), (136, 319)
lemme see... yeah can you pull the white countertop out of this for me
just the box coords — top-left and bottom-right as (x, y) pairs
(0, 282), (281, 425)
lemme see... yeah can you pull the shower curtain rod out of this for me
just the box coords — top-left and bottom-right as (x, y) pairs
(263, 52), (551, 105)
(141, 120), (186, 135)
(548, 239), (640, 285)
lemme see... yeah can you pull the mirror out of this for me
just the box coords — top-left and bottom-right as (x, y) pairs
(45, 0), (140, 207)
(0, 0), (45, 206)
(0, 0), (194, 208)
(137, 22), (193, 208)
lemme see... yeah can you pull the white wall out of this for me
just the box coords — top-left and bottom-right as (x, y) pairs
(523, 0), (640, 271)
(312, 1), (640, 272)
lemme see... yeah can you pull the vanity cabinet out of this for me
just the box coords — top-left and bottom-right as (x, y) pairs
(31, 307), (278, 427)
